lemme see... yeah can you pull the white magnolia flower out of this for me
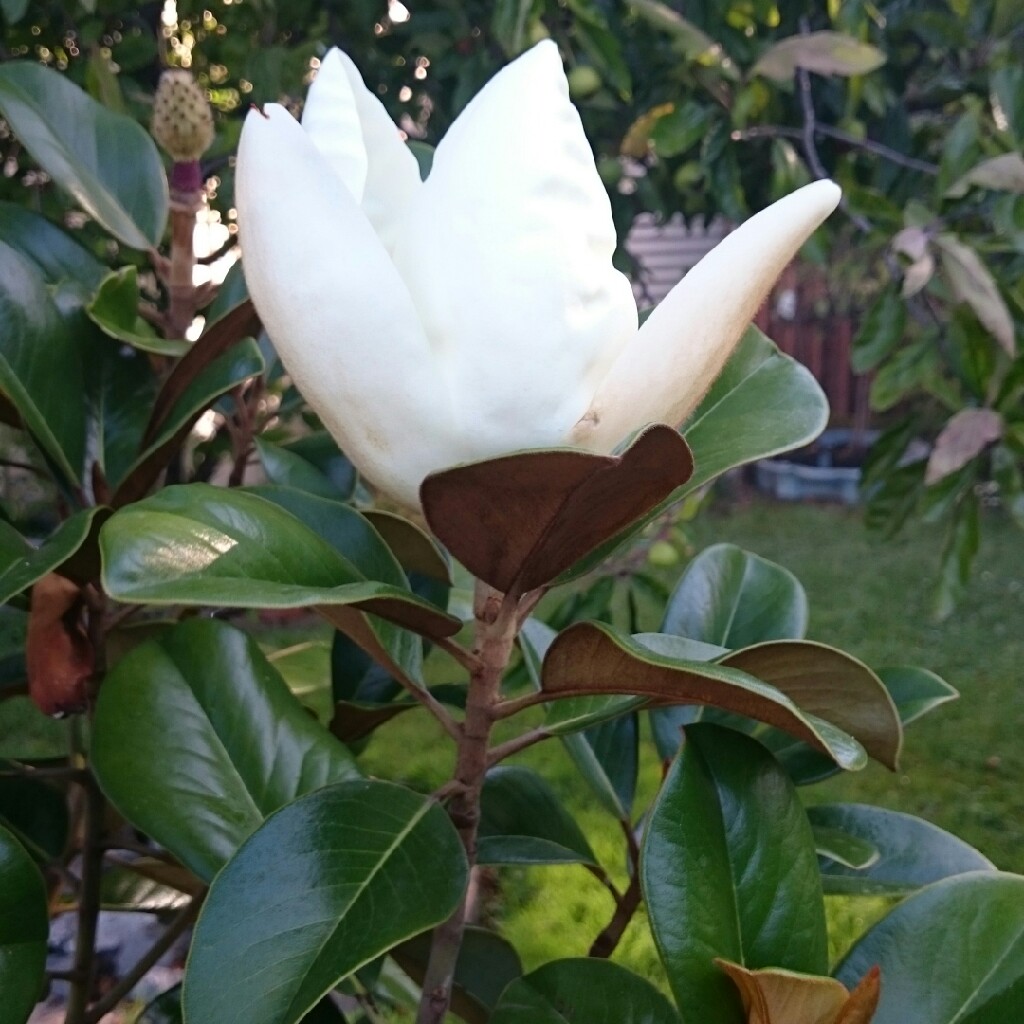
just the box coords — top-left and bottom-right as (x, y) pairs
(237, 41), (840, 508)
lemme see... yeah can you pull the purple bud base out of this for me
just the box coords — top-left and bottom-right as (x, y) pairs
(169, 159), (203, 196)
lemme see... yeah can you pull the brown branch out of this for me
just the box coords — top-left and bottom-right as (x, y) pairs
(83, 897), (202, 1024)
(589, 820), (643, 959)
(486, 726), (551, 767)
(492, 688), (551, 721)
(432, 635), (482, 674)
(415, 583), (519, 1024)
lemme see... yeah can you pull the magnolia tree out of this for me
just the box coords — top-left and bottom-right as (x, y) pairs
(0, 23), (1023, 1024)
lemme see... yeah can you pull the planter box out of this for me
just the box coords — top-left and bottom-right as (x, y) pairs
(754, 429), (878, 505)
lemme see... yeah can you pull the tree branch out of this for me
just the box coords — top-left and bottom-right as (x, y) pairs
(486, 726), (551, 767)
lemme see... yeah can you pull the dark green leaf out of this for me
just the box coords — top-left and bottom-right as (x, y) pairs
(876, 665), (957, 726)
(0, 203), (105, 290)
(0, 509), (108, 606)
(663, 543), (808, 647)
(934, 490), (980, 620)
(87, 267), (189, 356)
(0, 823), (48, 1024)
(139, 986), (346, 1024)
(99, 867), (192, 913)
(0, 241), (86, 483)
(807, 804), (993, 895)
(810, 824), (878, 870)
(255, 434), (356, 502)
(101, 485), (459, 642)
(490, 958), (680, 1024)
(642, 726), (828, 1024)
(183, 781), (468, 1024)
(0, 62), (168, 248)
(479, 765), (597, 866)
(836, 873), (1024, 1022)
(0, 774), (68, 862)
(92, 619), (361, 881)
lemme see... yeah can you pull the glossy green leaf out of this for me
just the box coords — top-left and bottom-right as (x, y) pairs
(0, 823), (48, 1024)
(87, 267), (189, 356)
(0, 241), (86, 483)
(560, 328), (828, 584)
(479, 765), (597, 866)
(114, 338), (264, 505)
(92, 619), (361, 881)
(663, 543), (808, 647)
(183, 781), (468, 1024)
(682, 326), (829, 492)
(255, 433), (356, 501)
(139, 985), (346, 1024)
(0, 62), (167, 248)
(394, 926), (522, 1024)
(100, 484), (460, 643)
(876, 665), (958, 726)
(836, 873), (1024, 1022)
(642, 726), (828, 1024)
(0, 203), (105, 290)
(807, 804), (993, 895)
(0, 774), (68, 862)
(542, 624), (866, 770)
(810, 824), (878, 871)
(490, 958), (680, 1024)
(0, 509), (108, 606)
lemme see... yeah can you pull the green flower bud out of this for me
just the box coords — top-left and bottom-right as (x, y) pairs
(152, 69), (214, 162)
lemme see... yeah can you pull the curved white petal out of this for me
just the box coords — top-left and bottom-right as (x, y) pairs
(390, 39), (637, 456)
(301, 49), (367, 201)
(331, 49), (422, 252)
(237, 104), (458, 508)
(570, 180), (842, 451)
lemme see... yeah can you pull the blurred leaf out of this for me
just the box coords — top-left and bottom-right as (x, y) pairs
(0, 62), (167, 248)
(925, 408), (1003, 484)
(626, 0), (729, 69)
(852, 288), (906, 373)
(947, 152), (1024, 197)
(642, 726), (828, 1023)
(751, 32), (886, 80)
(490, 958), (680, 1024)
(0, 0), (29, 24)
(183, 781), (468, 1024)
(92, 619), (360, 881)
(936, 235), (1015, 356)
(542, 624), (866, 770)
(876, 665), (957, 726)
(0, 242), (86, 484)
(810, 804), (993, 895)
(478, 765), (597, 866)
(836, 873), (1024, 1022)
(663, 543), (808, 647)
(0, 203), (105, 290)
(649, 102), (710, 158)
(422, 425), (693, 596)
(87, 267), (189, 356)
(0, 823), (48, 1024)
(934, 491), (980, 619)
(810, 824), (878, 870)
(99, 867), (192, 913)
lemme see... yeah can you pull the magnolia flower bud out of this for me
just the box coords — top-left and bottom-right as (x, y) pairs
(237, 42), (841, 510)
(152, 69), (214, 166)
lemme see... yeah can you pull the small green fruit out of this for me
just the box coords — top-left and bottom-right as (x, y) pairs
(568, 65), (602, 100)
(648, 540), (679, 567)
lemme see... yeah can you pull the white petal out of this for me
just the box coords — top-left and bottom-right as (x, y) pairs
(390, 40), (637, 456)
(301, 49), (367, 201)
(237, 104), (458, 508)
(331, 49), (422, 252)
(570, 180), (842, 451)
